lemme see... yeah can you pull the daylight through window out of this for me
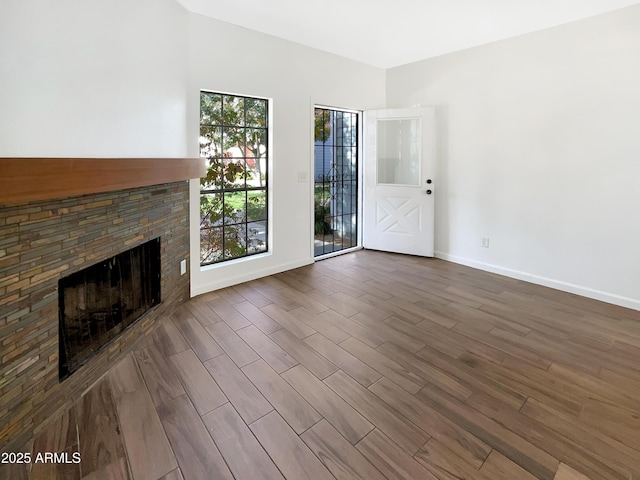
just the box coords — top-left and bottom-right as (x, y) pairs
(199, 92), (269, 265)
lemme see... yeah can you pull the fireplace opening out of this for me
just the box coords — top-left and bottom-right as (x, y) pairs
(58, 238), (161, 380)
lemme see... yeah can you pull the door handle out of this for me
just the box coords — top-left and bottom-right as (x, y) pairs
(426, 189), (432, 195)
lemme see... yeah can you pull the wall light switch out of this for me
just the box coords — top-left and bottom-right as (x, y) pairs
(180, 259), (187, 275)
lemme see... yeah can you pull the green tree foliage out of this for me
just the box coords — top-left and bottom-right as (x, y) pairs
(315, 109), (331, 143)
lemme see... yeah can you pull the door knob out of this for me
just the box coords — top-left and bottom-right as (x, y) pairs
(426, 189), (432, 195)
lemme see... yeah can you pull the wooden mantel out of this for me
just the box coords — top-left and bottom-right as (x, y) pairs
(0, 157), (207, 205)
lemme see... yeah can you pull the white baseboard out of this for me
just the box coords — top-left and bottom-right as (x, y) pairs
(434, 251), (640, 312)
(190, 258), (314, 297)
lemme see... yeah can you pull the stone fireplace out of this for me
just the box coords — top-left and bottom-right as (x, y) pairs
(0, 157), (204, 452)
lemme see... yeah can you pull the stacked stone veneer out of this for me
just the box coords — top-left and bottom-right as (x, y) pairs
(0, 181), (190, 451)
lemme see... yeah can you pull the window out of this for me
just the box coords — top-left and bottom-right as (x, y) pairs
(314, 107), (359, 257)
(199, 92), (268, 265)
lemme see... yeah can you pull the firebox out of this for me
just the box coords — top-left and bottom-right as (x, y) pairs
(58, 238), (161, 380)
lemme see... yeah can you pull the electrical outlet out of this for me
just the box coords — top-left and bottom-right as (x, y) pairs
(297, 171), (308, 183)
(481, 237), (490, 248)
(180, 259), (187, 275)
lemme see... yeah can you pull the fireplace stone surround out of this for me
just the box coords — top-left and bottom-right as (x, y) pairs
(0, 162), (198, 452)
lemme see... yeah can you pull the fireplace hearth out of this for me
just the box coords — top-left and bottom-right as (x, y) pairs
(58, 238), (161, 379)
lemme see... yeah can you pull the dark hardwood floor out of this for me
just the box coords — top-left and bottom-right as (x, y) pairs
(4, 250), (640, 480)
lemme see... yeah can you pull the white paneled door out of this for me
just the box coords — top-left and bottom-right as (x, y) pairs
(363, 108), (435, 256)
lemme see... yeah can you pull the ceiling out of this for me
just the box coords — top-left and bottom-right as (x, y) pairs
(176, 0), (640, 69)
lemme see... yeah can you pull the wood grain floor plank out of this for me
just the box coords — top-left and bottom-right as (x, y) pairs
(547, 362), (640, 412)
(465, 390), (632, 480)
(302, 289), (360, 317)
(77, 380), (127, 479)
(134, 344), (185, 408)
(321, 308), (390, 348)
(283, 269), (341, 295)
(369, 377), (492, 470)
(389, 316), (467, 358)
(364, 278), (432, 305)
(414, 300), (460, 328)
(282, 364), (373, 444)
(254, 284), (303, 311)
(242, 359), (321, 434)
(479, 450), (540, 480)
(208, 297), (253, 330)
(446, 301), (533, 336)
(157, 394), (233, 480)
(81, 457), (129, 480)
(324, 370), (430, 455)
(31, 403), (77, 453)
(415, 344), (527, 409)
(233, 300), (283, 334)
(171, 314), (224, 361)
(216, 286), (247, 304)
(273, 270), (315, 293)
(30, 447), (81, 480)
(152, 320), (189, 357)
(290, 306), (351, 344)
(250, 411), (334, 480)
(231, 282), (273, 308)
(453, 322), (552, 370)
(580, 398), (640, 450)
(157, 468), (184, 480)
(108, 355), (177, 480)
(350, 312), (425, 352)
(183, 297), (221, 326)
(205, 320), (260, 367)
(554, 463), (595, 480)
(236, 325), (298, 373)
(202, 403), (284, 480)
(355, 429), (439, 480)
(490, 327), (600, 376)
(0, 459), (30, 480)
(254, 275), (289, 291)
(300, 419), (386, 480)
(416, 383), (560, 480)
(519, 397), (637, 479)
(462, 352), (582, 417)
(598, 365), (640, 398)
(340, 337), (426, 394)
(376, 341), (473, 401)
(261, 303), (316, 339)
(269, 328), (338, 379)
(304, 333), (382, 387)
(330, 291), (393, 322)
(203, 354), (273, 425)
(276, 286), (329, 314)
(172, 302), (198, 323)
(169, 349), (227, 416)
(415, 438), (489, 480)
(360, 291), (438, 325)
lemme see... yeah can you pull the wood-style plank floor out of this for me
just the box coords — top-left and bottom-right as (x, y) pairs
(4, 250), (640, 480)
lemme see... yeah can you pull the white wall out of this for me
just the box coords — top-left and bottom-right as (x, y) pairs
(7, 0), (634, 309)
(187, 14), (385, 295)
(387, 5), (640, 309)
(0, 0), (188, 157)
